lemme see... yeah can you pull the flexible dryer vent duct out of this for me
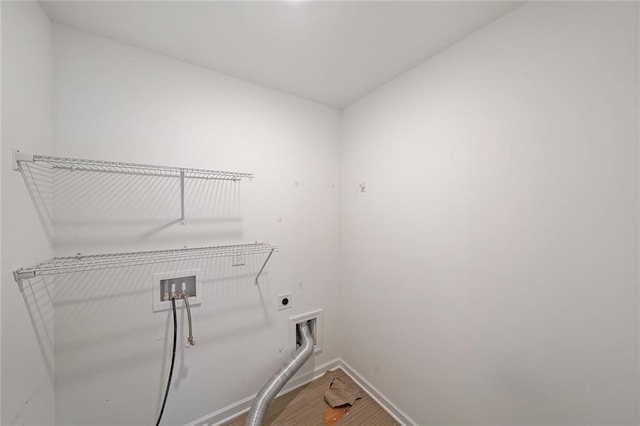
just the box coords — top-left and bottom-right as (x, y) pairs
(245, 322), (314, 426)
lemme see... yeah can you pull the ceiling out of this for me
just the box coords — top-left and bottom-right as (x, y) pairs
(40, 1), (523, 108)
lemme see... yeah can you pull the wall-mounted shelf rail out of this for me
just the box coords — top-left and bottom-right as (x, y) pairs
(12, 150), (253, 222)
(13, 242), (277, 284)
(12, 151), (253, 181)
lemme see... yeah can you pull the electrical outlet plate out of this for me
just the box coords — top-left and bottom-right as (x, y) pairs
(152, 268), (202, 312)
(278, 293), (292, 311)
(289, 309), (323, 354)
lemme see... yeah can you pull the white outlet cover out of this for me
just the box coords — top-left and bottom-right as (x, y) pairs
(289, 309), (323, 354)
(153, 268), (202, 312)
(278, 293), (293, 311)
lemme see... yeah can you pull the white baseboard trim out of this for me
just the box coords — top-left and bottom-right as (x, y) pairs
(185, 357), (416, 426)
(336, 358), (417, 426)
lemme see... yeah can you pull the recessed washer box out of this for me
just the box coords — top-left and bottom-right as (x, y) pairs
(153, 268), (202, 312)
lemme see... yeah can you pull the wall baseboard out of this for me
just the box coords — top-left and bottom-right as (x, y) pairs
(337, 359), (417, 426)
(185, 357), (416, 426)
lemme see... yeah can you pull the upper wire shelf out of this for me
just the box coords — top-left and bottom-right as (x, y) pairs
(12, 150), (253, 223)
(14, 242), (277, 284)
(12, 151), (253, 181)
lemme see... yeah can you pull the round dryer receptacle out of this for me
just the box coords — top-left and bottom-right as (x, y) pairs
(278, 293), (292, 311)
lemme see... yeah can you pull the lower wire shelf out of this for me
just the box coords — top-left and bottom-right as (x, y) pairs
(13, 242), (277, 284)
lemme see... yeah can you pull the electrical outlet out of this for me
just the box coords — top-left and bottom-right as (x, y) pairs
(278, 293), (292, 311)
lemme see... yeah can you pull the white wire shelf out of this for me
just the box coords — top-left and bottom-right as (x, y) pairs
(12, 151), (253, 181)
(13, 242), (277, 284)
(12, 150), (253, 222)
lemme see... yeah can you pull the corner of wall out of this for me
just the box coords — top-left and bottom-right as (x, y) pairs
(0, 1), (4, 419)
(1, 1), (55, 424)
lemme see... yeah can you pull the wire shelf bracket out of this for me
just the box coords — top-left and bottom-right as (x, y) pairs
(254, 248), (275, 285)
(13, 242), (278, 285)
(12, 150), (254, 223)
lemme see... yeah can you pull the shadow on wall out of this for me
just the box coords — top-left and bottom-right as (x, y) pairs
(17, 160), (244, 253)
(21, 253), (275, 408)
(18, 162), (55, 244)
(14, 156), (278, 421)
(19, 276), (56, 378)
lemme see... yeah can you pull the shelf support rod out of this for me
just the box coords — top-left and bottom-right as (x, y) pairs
(255, 249), (275, 285)
(180, 169), (185, 224)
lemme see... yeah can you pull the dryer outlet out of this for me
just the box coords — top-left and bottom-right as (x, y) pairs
(290, 309), (323, 353)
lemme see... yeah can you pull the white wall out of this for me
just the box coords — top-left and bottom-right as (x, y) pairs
(1, 2), (3, 418)
(5, 2), (638, 425)
(341, 2), (638, 425)
(52, 25), (341, 425)
(1, 1), (55, 424)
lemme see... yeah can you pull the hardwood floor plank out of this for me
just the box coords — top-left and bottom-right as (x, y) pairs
(225, 369), (399, 426)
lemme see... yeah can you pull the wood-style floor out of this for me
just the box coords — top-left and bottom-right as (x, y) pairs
(225, 369), (400, 426)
